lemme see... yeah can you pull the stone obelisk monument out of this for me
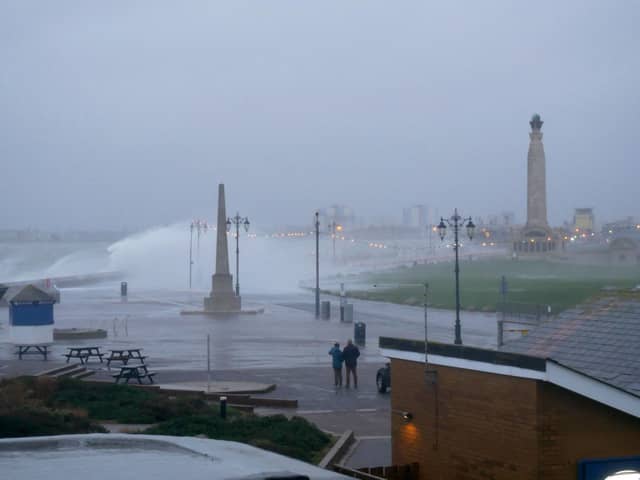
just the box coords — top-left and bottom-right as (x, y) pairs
(524, 114), (551, 235)
(515, 114), (555, 253)
(204, 184), (242, 312)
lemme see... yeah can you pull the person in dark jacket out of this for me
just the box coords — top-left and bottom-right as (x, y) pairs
(328, 342), (343, 387)
(342, 339), (360, 388)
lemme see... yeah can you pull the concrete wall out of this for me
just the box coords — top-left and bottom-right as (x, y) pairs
(390, 358), (640, 480)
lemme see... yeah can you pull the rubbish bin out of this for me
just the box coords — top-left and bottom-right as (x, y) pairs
(321, 300), (331, 319)
(354, 321), (366, 346)
(120, 282), (128, 297)
(342, 304), (354, 323)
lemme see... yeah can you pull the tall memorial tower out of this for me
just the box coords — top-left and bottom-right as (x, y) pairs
(515, 114), (556, 254)
(203, 184), (242, 312)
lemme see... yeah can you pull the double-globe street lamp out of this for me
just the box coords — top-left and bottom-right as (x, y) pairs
(226, 212), (250, 296)
(437, 208), (475, 345)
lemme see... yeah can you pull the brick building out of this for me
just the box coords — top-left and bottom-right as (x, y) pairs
(379, 295), (640, 479)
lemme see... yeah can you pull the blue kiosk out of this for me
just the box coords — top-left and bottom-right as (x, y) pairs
(9, 284), (56, 360)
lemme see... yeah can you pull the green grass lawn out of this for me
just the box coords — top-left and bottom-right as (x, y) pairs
(343, 258), (640, 313)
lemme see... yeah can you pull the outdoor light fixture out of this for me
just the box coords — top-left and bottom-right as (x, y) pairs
(227, 212), (250, 296)
(466, 219), (475, 240)
(392, 409), (414, 422)
(438, 208), (475, 345)
(437, 219), (447, 240)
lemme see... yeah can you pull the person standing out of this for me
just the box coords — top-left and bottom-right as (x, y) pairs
(328, 342), (343, 387)
(342, 339), (360, 388)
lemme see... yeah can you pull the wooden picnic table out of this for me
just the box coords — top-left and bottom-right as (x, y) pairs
(15, 344), (50, 360)
(112, 364), (156, 384)
(106, 348), (147, 369)
(63, 346), (104, 364)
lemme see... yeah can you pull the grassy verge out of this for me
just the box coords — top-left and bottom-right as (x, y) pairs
(0, 377), (331, 463)
(341, 258), (640, 313)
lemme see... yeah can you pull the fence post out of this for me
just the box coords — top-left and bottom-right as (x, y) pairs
(220, 396), (227, 419)
(207, 334), (211, 393)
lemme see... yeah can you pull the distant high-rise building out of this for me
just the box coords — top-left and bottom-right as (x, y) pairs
(502, 211), (515, 226)
(573, 208), (595, 233)
(318, 204), (356, 230)
(402, 205), (428, 227)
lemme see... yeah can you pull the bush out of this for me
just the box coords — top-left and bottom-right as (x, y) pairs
(0, 377), (332, 463)
(51, 378), (213, 423)
(0, 409), (106, 438)
(145, 414), (331, 463)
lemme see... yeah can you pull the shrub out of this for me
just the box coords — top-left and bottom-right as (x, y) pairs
(145, 414), (331, 463)
(51, 379), (213, 423)
(0, 409), (106, 438)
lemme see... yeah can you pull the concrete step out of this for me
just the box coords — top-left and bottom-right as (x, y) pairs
(36, 364), (78, 377)
(70, 369), (95, 380)
(205, 393), (297, 408)
(52, 366), (87, 378)
(228, 404), (254, 413)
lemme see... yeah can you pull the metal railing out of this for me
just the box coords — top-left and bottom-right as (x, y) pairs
(496, 302), (552, 346)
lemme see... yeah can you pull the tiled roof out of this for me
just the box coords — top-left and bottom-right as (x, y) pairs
(8, 284), (56, 303)
(501, 293), (640, 397)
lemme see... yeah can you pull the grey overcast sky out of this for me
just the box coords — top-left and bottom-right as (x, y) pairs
(0, 1), (638, 230)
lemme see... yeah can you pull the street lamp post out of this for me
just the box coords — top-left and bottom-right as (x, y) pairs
(189, 219), (208, 289)
(422, 282), (428, 359)
(328, 221), (344, 262)
(437, 208), (475, 345)
(226, 212), (250, 297)
(329, 221), (335, 261)
(427, 224), (434, 256)
(315, 212), (320, 318)
(189, 222), (194, 289)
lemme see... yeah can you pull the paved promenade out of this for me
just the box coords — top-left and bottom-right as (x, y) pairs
(0, 286), (500, 467)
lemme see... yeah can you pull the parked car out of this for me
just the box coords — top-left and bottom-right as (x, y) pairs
(376, 362), (391, 393)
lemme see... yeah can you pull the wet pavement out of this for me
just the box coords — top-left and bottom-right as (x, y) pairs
(0, 285), (499, 468)
(0, 285), (498, 370)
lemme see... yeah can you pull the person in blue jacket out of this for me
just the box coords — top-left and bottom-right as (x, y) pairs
(328, 342), (343, 387)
